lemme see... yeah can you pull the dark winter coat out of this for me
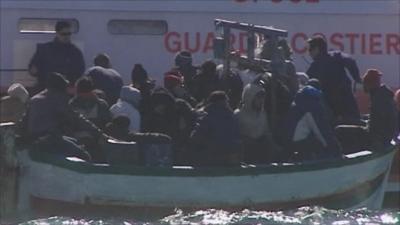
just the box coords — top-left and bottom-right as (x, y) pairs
(142, 89), (177, 138)
(368, 85), (398, 146)
(191, 72), (222, 102)
(306, 51), (361, 122)
(190, 103), (241, 166)
(29, 40), (85, 88)
(85, 66), (124, 105)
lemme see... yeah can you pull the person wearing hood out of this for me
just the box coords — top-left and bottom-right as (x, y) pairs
(363, 69), (398, 149)
(69, 76), (111, 129)
(279, 86), (342, 161)
(191, 60), (222, 103)
(234, 83), (277, 163)
(110, 86), (142, 133)
(0, 83), (29, 123)
(85, 53), (123, 105)
(190, 91), (241, 166)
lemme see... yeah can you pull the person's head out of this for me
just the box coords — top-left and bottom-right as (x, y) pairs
(7, 83), (29, 103)
(200, 60), (217, 76)
(120, 86), (142, 108)
(362, 69), (382, 93)
(94, 53), (111, 68)
(46, 72), (69, 92)
(55, 21), (72, 44)
(131, 64), (148, 87)
(175, 51), (192, 68)
(307, 36), (327, 59)
(395, 89), (400, 111)
(76, 76), (94, 95)
(278, 39), (293, 60)
(206, 91), (229, 108)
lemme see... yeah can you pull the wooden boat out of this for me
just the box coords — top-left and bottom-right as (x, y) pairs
(16, 144), (398, 211)
(0, 122), (397, 212)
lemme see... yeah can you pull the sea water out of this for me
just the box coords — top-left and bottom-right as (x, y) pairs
(14, 207), (400, 225)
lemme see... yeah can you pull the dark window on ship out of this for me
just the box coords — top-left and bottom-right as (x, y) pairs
(18, 18), (79, 34)
(108, 20), (168, 35)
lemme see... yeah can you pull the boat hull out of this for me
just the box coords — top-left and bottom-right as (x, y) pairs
(18, 147), (397, 211)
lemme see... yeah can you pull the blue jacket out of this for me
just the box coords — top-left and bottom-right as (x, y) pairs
(280, 87), (341, 156)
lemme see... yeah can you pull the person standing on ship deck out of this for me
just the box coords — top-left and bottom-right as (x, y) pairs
(28, 21), (85, 95)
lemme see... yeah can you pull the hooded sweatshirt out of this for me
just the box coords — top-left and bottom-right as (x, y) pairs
(110, 86), (141, 132)
(234, 83), (271, 139)
(0, 83), (29, 123)
(280, 86), (341, 155)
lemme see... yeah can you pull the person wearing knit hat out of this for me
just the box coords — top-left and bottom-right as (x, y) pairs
(69, 76), (111, 129)
(164, 72), (198, 107)
(164, 74), (183, 90)
(0, 83), (29, 123)
(362, 69), (398, 150)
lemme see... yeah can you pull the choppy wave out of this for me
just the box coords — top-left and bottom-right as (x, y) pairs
(19, 206), (400, 225)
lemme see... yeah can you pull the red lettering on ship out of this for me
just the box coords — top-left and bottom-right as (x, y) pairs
(164, 31), (400, 56)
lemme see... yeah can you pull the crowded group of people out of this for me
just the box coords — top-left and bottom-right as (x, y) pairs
(1, 21), (399, 166)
